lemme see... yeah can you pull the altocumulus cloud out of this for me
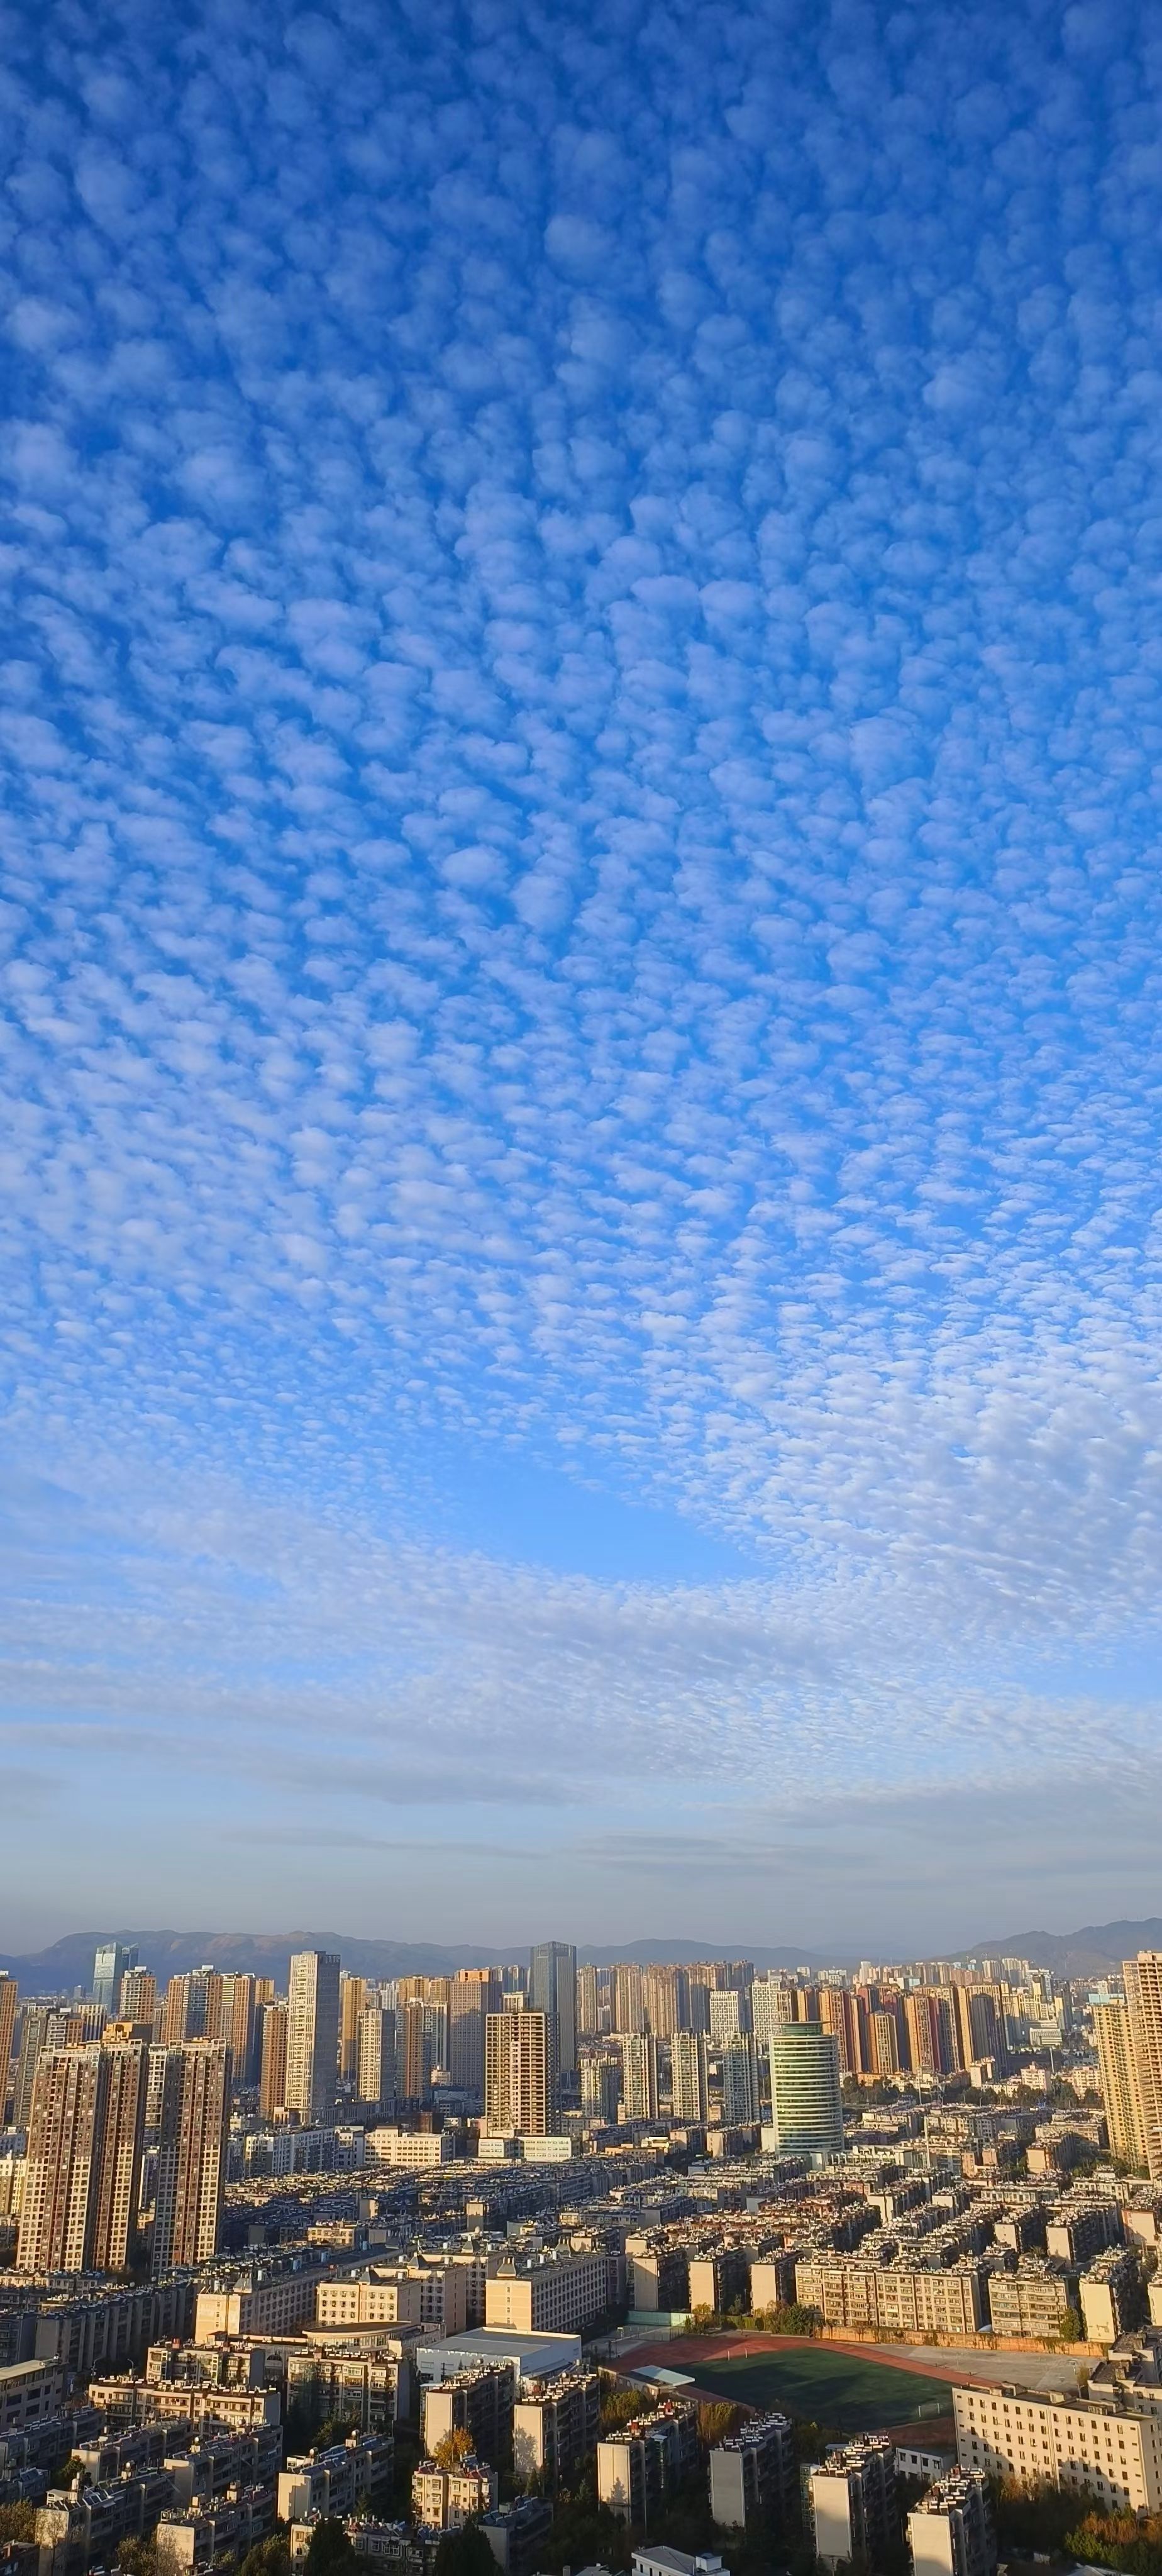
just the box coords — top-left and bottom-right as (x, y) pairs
(1, 0), (1161, 1938)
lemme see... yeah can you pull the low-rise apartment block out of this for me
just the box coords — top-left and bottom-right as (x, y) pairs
(285, 2344), (413, 2435)
(36, 2471), (177, 2574)
(366, 2128), (458, 2168)
(0, 2359), (65, 2432)
(512, 2368), (599, 2483)
(953, 2384), (1162, 2511)
(194, 2264), (329, 2343)
(748, 2256), (798, 2311)
(629, 2248), (690, 2314)
(155, 2485), (275, 2575)
(598, 2403), (699, 2526)
(794, 2254), (985, 2338)
(631, 2551), (724, 2576)
(807, 2436), (897, 2571)
(687, 2251), (749, 2315)
(1044, 2204), (1123, 2265)
(478, 2496), (554, 2576)
(423, 2362), (515, 2468)
(278, 2435), (394, 2524)
(89, 2375), (281, 2434)
(1080, 2251), (1142, 2345)
(709, 2411), (795, 2533)
(909, 2475), (997, 2576)
(985, 2259), (1079, 2339)
(485, 2248), (619, 2335)
(316, 2264), (470, 2336)
(33, 2279), (194, 2377)
(289, 2521), (440, 2576)
(145, 2341), (273, 2395)
(412, 2457), (498, 2530)
(165, 2428), (282, 2509)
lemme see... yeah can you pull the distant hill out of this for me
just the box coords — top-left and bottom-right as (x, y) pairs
(4, 1917), (1158, 1997)
(0, 1931), (512, 1994)
(577, 1940), (836, 1968)
(974, 1920), (1162, 1978)
(0, 1928), (843, 1994)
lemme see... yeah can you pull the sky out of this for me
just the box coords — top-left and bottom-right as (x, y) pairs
(3, 0), (1162, 1958)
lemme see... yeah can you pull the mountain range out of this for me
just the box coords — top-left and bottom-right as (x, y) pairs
(0, 1918), (1158, 1993)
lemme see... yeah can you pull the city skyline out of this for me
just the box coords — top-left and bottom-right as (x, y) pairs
(4, 0), (1162, 1944)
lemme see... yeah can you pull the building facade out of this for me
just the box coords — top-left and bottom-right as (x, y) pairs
(153, 2042), (231, 2271)
(286, 1951), (341, 2124)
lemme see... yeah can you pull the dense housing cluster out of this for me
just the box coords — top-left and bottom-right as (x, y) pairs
(1, 1940), (1161, 2576)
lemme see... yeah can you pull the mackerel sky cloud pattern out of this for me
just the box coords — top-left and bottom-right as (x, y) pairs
(2, 0), (1161, 1943)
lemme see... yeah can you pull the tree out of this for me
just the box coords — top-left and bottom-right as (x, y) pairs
(314, 2419), (361, 2453)
(1057, 2303), (1085, 2343)
(239, 2538), (292, 2576)
(433, 2528), (497, 2576)
(57, 2458), (87, 2489)
(433, 2430), (475, 2469)
(116, 2541), (157, 2576)
(599, 2379), (659, 2430)
(698, 2401), (746, 2445)
(0, 2504), (37, 2545)
(753, 2302), (821, 2338)
(304, 2520), (357, 2576)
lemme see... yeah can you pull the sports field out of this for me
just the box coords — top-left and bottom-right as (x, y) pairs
(670, 2343), (956, 2431)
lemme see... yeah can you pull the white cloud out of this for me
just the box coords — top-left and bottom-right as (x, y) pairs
(1, 0), (1161, 1939)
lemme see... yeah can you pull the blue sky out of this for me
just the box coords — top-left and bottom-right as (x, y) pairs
(2, 0), (1161, 1954)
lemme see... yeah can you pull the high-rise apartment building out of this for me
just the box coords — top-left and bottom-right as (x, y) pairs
(450, 1970), (502, 2093)
(904, 1989), (957, 2079)
(19, 2046), (106, 2269)
(285, 1950), (341, 2123)
(340, 1975), (369, 2082)
(92, 1943), (136, 2016)
(866, 2009), (901, 2078)
(577, 1963), (602, 2038)
(719, 2035), (758, 2123)
(161, 1969), (214, 2048)
(119, 1968), (158, 2029)
(484, 2008), (552, 2135)
(750, 1977), (784, 2047)
(91, 2037), (148, 2268)
(1123, 1947), (1162, 2174)
(0, 1975), (17, 2120)
(644, 1965), (689, 2036)
(619, 2032), (659, 2123)
(529, 1943), (577, 2082)
(768, 2023), (844, 2157)
(258, 2001), (288, 2118)
(819, 1986), (864, 2079)
(671, 2028), (708, 2123)
(152, 2041), (231, 2270)
(709, 1987), (751, 2041)
(145, 2043), (168, 2134)
(18, 2039), (146, 2270)
(951, 1983), (1007, 2073)
(357, 2006), (397, 2112)
(580, 2048), (621, 2123)
(611, 1964), (646, 2035)
(1125, 1954), (1162, 2180)
(398, 1996), (447, 2102)
(1097, 1989), (1149, 2174)
(206, 1975), (258, 2085)
(13, 2002), (52, 2131)
(1095, 1999), (1148, 2170)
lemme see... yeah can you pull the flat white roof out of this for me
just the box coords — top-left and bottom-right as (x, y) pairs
(417, 2327), (581, 2384)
